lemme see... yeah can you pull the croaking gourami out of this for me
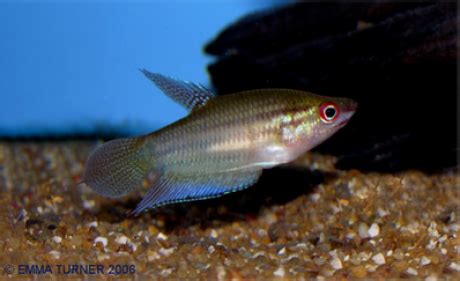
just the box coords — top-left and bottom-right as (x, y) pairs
(82, 70), (357, 214)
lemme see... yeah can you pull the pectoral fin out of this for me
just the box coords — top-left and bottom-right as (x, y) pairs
(141, 69), (215, 111)
(131, 169), (262, 215)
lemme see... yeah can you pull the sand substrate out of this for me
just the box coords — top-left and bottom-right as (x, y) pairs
(0, 140), (459, 280)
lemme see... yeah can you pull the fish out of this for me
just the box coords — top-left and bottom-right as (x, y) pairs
(82, 70), (357, 215)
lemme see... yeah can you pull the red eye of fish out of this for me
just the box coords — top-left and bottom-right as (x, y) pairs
(319, 102), (339, 123)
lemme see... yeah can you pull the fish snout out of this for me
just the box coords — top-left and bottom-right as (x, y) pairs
(344, 99), (358, 113)
(337, 99), (357, 127)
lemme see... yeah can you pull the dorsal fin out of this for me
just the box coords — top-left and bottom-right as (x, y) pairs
(141, 69), (215, 111)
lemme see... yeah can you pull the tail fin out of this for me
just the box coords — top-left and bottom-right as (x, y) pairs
(82, 137), (152, 198)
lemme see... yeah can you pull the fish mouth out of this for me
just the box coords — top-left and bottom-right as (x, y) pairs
(337, 102), (357, 127)
(337, 119), (349, 127)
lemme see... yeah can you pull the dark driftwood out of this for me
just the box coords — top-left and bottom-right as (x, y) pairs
(205, 2), (458, 172)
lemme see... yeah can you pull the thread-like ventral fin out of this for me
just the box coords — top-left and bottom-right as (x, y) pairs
(131, 169), (262, 215)
(140, 69), (215, 111)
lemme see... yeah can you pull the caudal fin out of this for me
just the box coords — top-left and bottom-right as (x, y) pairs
(82, 137), (151, 198)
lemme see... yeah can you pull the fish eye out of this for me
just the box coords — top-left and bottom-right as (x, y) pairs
(325, 107), (336, 118)
(319, 102), (339, 123)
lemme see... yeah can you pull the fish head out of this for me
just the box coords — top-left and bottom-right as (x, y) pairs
(303, 95), (357, 148)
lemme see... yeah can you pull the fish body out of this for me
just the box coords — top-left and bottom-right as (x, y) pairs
(83, 70), (357, 214)
(149, 90), (353, 173)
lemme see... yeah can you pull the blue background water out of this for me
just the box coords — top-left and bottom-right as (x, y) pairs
(0, 0), (279, 137)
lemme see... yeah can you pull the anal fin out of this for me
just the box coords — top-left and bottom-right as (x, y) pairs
(131, 169), (262, 215)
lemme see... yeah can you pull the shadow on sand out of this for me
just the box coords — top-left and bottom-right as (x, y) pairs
(94, 167), (337, 233)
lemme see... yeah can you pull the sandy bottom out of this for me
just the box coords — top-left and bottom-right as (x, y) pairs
(0, 140), (459, 279)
